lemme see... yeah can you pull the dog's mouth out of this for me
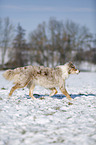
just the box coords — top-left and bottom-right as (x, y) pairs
(69, 68), (80, 75)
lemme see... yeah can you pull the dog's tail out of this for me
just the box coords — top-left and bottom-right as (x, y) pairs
(3, 69), (15, 81)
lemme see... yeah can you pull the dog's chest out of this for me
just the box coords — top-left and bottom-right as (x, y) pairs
(59, 67), (69, 80)
(62, 71), (69, 80)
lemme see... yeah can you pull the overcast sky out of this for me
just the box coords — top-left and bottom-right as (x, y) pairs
(0, 0), (96, 38)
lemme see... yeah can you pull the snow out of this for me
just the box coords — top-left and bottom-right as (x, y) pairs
(0, 71), (96, 145)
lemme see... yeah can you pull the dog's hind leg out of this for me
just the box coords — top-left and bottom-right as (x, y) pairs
(8, 84), (20, 99)
(29, 84), (36, 100)
(8, 83), (28, 99)
(49, 88), (58, 97)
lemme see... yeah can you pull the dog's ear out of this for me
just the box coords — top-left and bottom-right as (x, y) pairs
(68, 62), (75, 69)
(68, 61), (73, 66)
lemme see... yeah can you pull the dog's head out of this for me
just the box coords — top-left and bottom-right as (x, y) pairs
(68, 62), (80, 74)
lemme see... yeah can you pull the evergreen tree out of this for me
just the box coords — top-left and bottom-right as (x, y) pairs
(12, 24), (26, 67)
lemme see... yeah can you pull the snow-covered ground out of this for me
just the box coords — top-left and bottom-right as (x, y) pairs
(0, 71), (96, 145)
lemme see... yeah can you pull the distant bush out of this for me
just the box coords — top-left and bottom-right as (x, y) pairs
(92, 53), (96, 64)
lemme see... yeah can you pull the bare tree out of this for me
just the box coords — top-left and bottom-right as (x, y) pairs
(29, 22), (47, 66)
(62, 20), (93, 63)
(0, 17), (14, 67)
(28, 18), (93, 66)
(0, 18), (3, 46)
(65, 21), (92, 47)
(48, 17), (65, 66)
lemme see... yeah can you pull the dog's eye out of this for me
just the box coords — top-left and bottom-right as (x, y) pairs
(71, 65), (74, 68)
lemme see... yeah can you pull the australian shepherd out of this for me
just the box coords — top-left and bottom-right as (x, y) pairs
(3, 62), (80, 100)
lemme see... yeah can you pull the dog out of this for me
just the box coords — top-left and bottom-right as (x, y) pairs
(3, 62), (80, 100)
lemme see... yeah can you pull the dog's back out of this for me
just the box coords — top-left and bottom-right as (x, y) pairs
(3, 65), (62, 87)
(30, 66), (62, 88)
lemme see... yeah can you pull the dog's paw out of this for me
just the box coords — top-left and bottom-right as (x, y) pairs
(7, 95), (10, 99)
(33, 97), (37, 100)
(30, 96), (37, 100)
(67, 97), (73, 101)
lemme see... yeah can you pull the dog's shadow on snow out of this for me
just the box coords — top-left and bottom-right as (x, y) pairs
(25, 93), (96, 99)
(70, 93), (96, 99)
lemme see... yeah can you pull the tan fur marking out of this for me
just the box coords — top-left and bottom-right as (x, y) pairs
(49, 88), (58, 97)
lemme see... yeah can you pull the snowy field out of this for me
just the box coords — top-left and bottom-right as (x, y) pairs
(0, 71), (96, 145)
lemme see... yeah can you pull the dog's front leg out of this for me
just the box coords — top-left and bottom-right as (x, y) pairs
(49, 88), (58, 97)
(29, 84), (36, 100)
(60, 87), (72, 100)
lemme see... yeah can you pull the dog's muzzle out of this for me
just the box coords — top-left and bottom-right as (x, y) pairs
(76, 70), (80, 74)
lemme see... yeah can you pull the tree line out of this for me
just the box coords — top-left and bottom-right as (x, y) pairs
(0, 17), (96, 69)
